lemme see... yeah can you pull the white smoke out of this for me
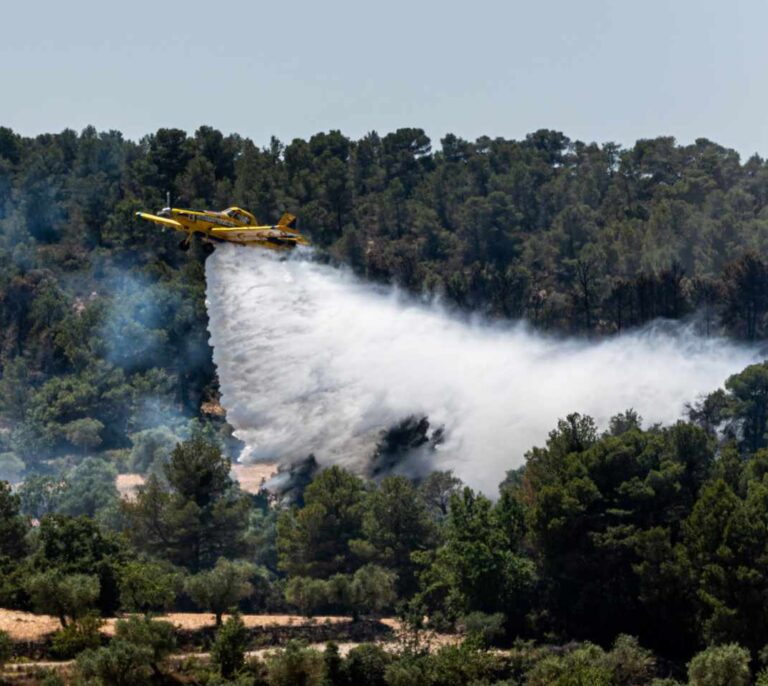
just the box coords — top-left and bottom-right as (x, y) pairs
(205, 244), (760, 494)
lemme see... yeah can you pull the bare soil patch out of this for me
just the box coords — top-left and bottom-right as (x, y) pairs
(231, 463), (278, 493)
(114, 463), (277, 501)
(0, 609), (351, 642)
(115, 473), (145, 501)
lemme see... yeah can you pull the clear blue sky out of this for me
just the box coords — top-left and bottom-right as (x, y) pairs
(2, 0), (766, 158)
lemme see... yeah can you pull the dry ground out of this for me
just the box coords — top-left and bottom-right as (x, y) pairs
(0, 609), (352, 642)
(115, 462), (278, 501)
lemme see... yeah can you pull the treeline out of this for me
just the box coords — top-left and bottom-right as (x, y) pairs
(4, 361), (768, 683)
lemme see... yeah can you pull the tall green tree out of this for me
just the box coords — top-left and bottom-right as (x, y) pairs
(124, 433), (251, 571)
(277, 466), (367, 578)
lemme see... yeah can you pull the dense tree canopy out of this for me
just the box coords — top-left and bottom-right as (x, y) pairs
(4, 124), (768, 683)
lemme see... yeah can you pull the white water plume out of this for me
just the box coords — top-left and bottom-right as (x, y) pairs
(205, 245), (760, 493)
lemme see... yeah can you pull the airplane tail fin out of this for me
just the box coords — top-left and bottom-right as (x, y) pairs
(277, 212), (298, 230)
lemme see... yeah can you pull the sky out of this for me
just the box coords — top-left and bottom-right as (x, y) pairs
(2, 0), (766, 158)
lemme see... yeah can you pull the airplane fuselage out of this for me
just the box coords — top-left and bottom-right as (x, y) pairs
(135, 206), (309, 250)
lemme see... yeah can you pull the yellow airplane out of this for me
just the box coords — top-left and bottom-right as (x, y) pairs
(135, 205), (310, 252)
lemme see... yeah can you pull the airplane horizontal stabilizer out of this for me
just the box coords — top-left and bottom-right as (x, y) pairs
(278, 212), (298, 230)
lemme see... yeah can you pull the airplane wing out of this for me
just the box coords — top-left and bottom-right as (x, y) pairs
(135, 212), (184, 231)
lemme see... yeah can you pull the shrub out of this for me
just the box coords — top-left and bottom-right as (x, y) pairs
(343, 643), (391, 686)
(324, 642), (344, 686)
(687, 644), (751, 686)
(76, 639), (153, 686)
(0, 629), (11, 667)
(114, 616), (176, 672)
(458, 611), (506, 648)
(526, 643), (612, 686)
(266, 641), (324, 686)
(211, 612), (249, 680)
(50, 614), (103, 659)
(606, 635), (656, 685)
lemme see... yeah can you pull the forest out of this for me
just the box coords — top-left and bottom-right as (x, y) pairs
(2, 125), (768, 684)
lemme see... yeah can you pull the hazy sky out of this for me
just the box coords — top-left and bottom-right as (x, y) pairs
(2, 0), (766, 157)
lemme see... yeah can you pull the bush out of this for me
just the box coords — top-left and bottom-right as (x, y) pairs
(76, 639), (153, 686)
(687, 644), (751, 686)
(50, 614), (103, 659)
(324, 642), (343, 686)
(343, 643), (392, 686)
(114, 616), (176, 672)
(526, 643), (612, 686)
(39, 672), (66, 686)
(606, 635), (656, 685)
(266, 641), (325, 686)
(211, 612), (249, 680)
(458, 611), (506, 648)
(0, 629), (11, 667)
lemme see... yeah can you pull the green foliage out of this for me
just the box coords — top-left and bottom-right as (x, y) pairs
(383, 642), (496, 686)
(118, 560), (181, 615)
(284, 564), (396, 618)
(358, 475), (436, 596)
(7, 124), (768, 675)
(524, 416), (714, 648)
(114, 616), (176, 672)
(124, 433), (251, 571)
(284, 576), (330, 617)
(687, 643), (751, 686)
(418, 486), (535, 630)
(32, 514), (127, 615)
(0, 629), (11, 667)
(343, 643), (391, 686)
(458, 611), (507, 648)
(0, 480), (27, 560)
(606, 635), (657, 686)
(128, 426), (178, 473)
(76, 639), (153, 686)
(185, 557), (258, 625)
(50, 613), (103, 659)
(277, 466), (367, 578)
(525, 643), (613, 686)
(350, 564), (397, 616)
(265, 641), (325, 686)
(58, 457), (118, 517)
(26, 571), (100, 627)
(211, 612), (249, 680)
(75, 616), (176, 685)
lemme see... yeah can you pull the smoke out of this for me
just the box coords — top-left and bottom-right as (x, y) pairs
(205, 245), (760, 494)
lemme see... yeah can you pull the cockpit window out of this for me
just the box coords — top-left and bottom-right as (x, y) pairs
(224, 209), (251, 224)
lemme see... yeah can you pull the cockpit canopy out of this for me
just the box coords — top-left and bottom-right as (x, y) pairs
(223, 207), (255, 225)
